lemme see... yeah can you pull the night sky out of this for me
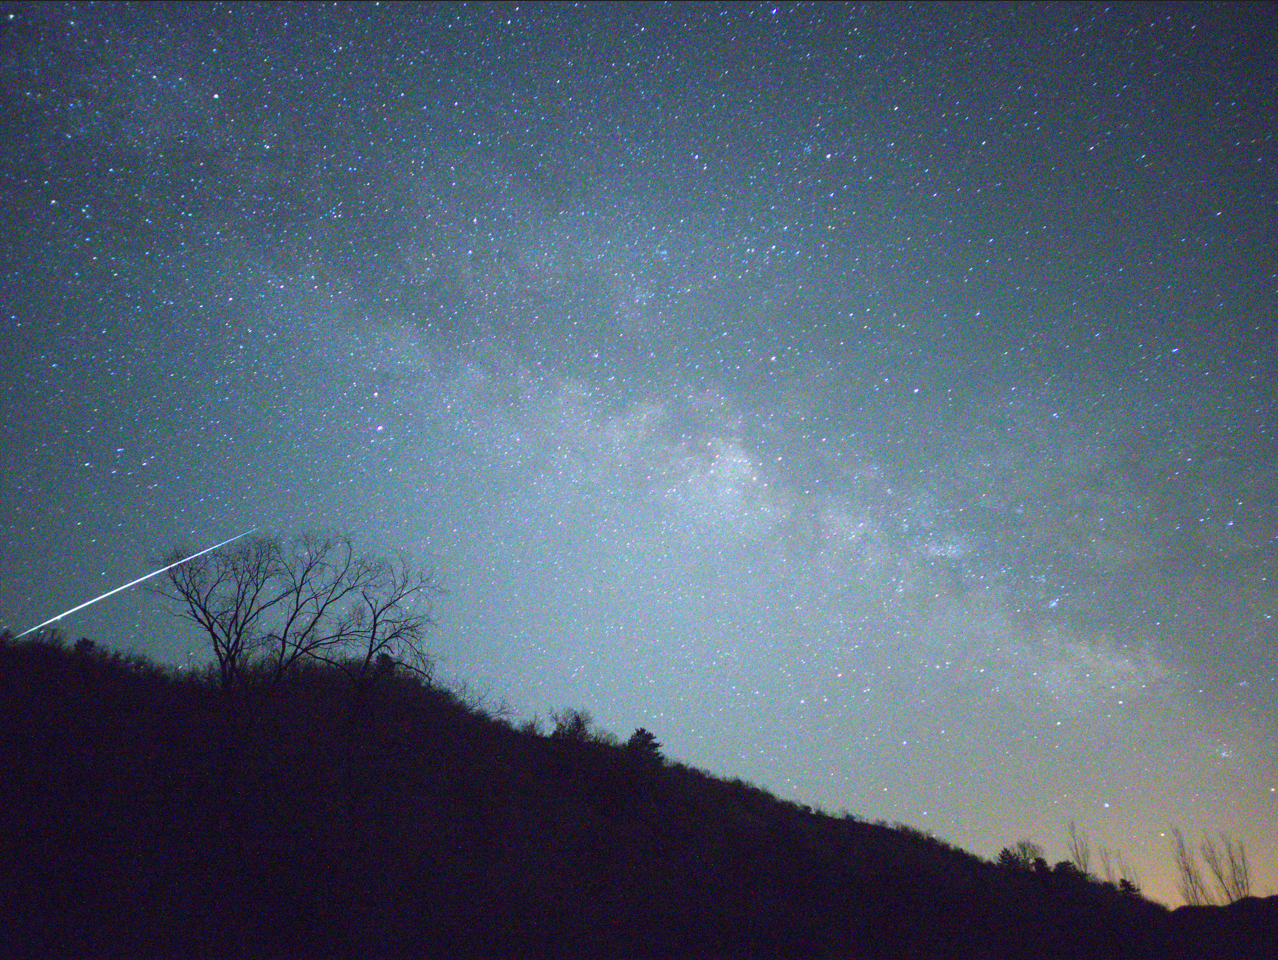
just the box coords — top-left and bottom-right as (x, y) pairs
(3, 2), (1276, 905)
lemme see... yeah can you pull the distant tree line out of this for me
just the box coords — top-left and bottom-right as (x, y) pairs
(997, 820), (1252, 906)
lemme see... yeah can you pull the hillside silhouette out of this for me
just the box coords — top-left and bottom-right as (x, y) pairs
(2, 631), (1274, 959)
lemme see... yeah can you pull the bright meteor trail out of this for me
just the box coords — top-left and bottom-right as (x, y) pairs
(17, 530), (256, 638)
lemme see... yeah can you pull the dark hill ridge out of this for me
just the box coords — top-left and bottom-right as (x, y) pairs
(0, 634), (1273, 959)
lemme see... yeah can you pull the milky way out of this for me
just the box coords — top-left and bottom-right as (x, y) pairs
(2, 3), (1275, 903)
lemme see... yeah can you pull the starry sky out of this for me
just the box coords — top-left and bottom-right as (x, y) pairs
(3, 2), (1276, 905)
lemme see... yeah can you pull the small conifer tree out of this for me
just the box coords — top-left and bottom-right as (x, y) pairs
(626, 727), (663, 766)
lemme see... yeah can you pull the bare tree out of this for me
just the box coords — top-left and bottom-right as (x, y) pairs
(152, 533), (439, 688)
(1096, 845), (1116, 885)
(1199, 833), (1251, 904)
(1171, 827), (1211, 906)
(152, 535), (278, 689)
(1169, 828), (1252, 906)
(1067, 821), (1092, 876)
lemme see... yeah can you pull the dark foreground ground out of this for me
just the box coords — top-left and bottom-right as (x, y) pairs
(2, 634), (1274, 959)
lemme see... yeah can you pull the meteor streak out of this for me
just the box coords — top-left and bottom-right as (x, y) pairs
(17, 529), (257, 638)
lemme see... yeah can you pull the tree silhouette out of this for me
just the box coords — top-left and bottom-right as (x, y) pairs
(626, 728), (663, 766)
(1067, 820), (1091, 876)
(998, 839), (1045, 872)
(151, 533), (438, 688)
(1171, 827), (1212, 906)
(550, 707), (593, 741)
(1171, 827), (1251, 905)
